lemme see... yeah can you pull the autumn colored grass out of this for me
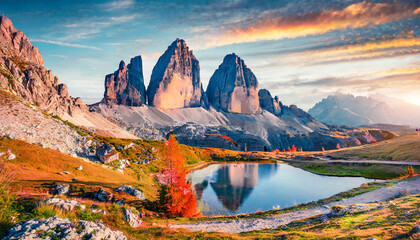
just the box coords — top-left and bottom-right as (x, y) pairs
(328, 132), (420, 161)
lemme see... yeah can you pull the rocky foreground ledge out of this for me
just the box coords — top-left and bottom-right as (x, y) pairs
(1, 217), (127, 240)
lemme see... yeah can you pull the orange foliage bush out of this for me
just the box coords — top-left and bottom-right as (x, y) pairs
(158, 134), (198, 217)
(336, 143), (341, 149)
(290, 145), (297, 152)
(407, 166), (415, 177)
(321, 147), (325, 151)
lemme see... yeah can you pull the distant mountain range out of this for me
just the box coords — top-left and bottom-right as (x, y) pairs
(308, 93), (420, 127)
(0, 15), (394, 152)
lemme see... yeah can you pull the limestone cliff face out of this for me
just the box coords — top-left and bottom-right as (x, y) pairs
(258, 89), (281, 115)
(147, 38), (206, 109)
(103, 56), (146, 106)
(206, 53), (259, 114)
(0, 15), (85, 116)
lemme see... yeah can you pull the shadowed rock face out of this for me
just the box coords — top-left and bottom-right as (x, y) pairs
(0, 15), (85, 116)
(103, 56), (146, 106)
(258, 89), (281, 115)
(206, 53), (259, 114)
(147, 38), (207, 109)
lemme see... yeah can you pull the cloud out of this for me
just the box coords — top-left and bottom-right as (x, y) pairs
(101, 0), (135, 11)
(191, 0), (420, 49)
(31, 39), (101, 50)
(55, 13), (141, 41)
(277, 37), (420, 66)
(291, 72), (420, 89)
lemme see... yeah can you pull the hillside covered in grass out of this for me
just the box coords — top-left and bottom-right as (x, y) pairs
(328, 133), (420, 161)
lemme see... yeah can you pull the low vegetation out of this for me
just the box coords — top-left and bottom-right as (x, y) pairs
(289, 161), (420, 179)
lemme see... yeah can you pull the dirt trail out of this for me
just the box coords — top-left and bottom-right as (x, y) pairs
(171, 177), (420, 233)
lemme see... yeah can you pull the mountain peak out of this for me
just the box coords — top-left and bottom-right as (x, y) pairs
(0, 14), (43, 66)
(103, 55), (146, 106)
(206, 53), (259, 114)
(147, 39), (206, 109)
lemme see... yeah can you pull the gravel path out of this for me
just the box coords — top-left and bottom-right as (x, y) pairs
(171, 177), (420, 233)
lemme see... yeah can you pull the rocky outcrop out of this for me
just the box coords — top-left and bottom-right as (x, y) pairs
(2, 217), (127, 240)
(0, 15), (85, 116)
(147, 38), (207, 109)
(103, 56), (146, 106)
(206, 53), (259, 114)
(43, 197), (82, 211)
(258, 89), (281, 115)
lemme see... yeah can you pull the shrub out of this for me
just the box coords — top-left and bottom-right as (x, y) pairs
(76, 210), (102, 221)
(407, 166), (415, 177)
(34, 203), (57, 219)
(0, 155), (16, 236)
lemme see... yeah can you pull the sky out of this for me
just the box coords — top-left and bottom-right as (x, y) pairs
(1, 0), (419, 110)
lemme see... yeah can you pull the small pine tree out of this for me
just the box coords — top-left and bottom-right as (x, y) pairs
(336, 143), (341, 149)
(291, 145), (297, 152)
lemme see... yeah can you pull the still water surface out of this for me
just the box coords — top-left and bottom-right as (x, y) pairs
(188, 162), (379, 216)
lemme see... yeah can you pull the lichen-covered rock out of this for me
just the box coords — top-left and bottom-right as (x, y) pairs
(206, 53), (259, 114)
(115, 185), (145, 200)
(123, 207), (142, 228)
(147, 38), (207, 109)
(2, 217), (127, 240)
(103, 56), (146, 106)
(258, 89), (281, 115)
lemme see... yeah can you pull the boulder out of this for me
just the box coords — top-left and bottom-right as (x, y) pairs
(206, 53), (259, 114)
(103, 56), (146, 106)
(123, 207), (142, 228)
(115, 185), (145, 200)
(94, 188), (113, 202)
(147, 38), (207, 109)
(55, 184), (70, 195)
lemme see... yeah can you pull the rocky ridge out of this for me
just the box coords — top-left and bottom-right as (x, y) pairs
(0, 15), (86, 116)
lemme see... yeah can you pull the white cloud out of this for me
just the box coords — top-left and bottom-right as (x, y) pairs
(32, 39), (102, 50)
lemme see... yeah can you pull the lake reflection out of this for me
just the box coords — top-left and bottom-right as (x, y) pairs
(188, 162), (378, 216)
